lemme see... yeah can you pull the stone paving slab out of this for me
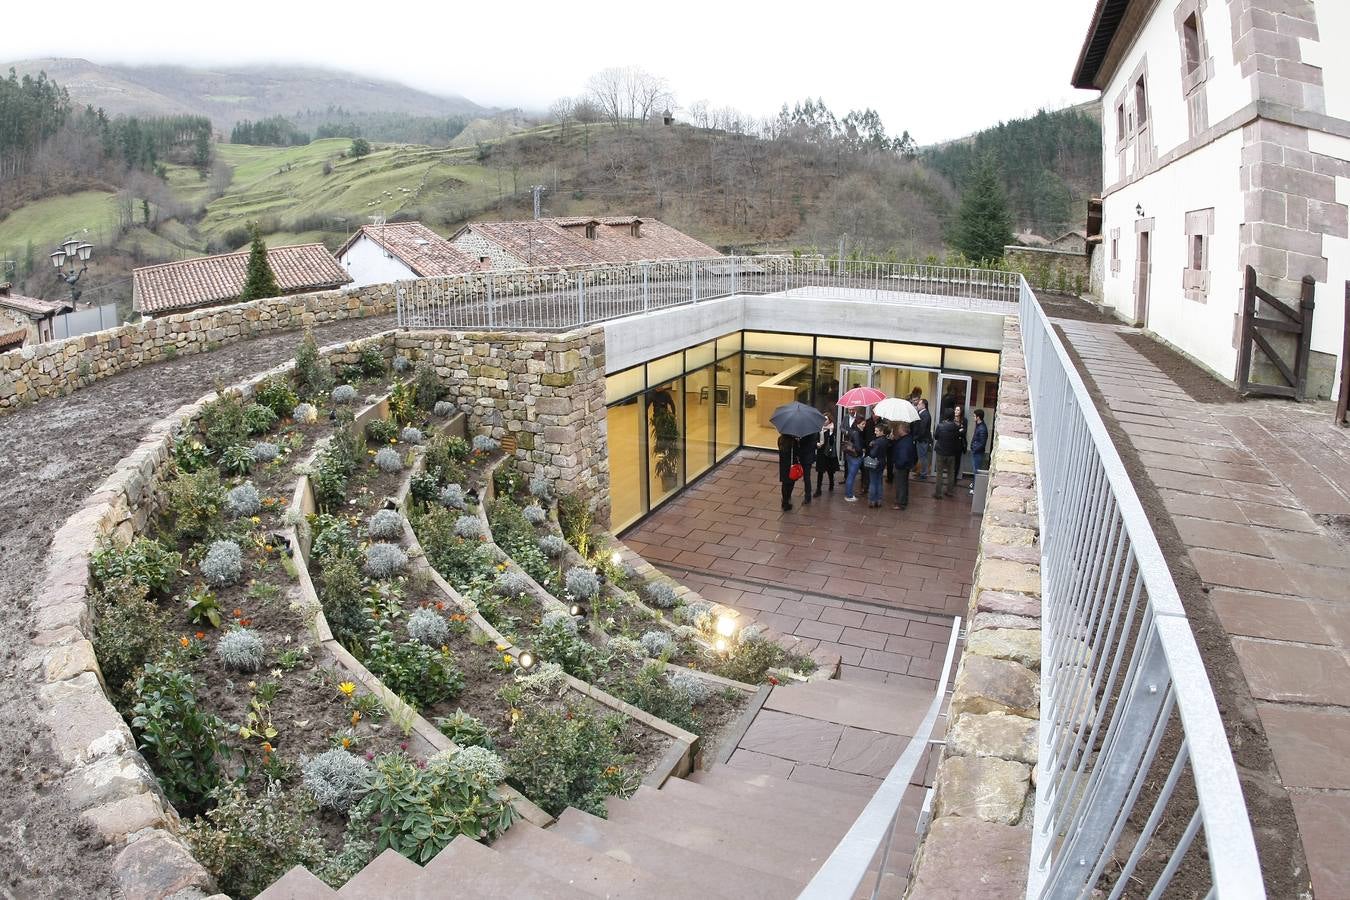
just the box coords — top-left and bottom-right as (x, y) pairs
(1055, 318), (1350, 894)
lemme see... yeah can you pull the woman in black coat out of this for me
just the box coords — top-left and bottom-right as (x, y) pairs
(777, 434), (800, 511)
(815, 420), (840, 496)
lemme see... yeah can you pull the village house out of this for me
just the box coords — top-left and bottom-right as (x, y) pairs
(1074, 0), (1349, 399)
(450, 216), (720, 269)
(132, 244), (352, 317)
(334, 221), (479, 288)
(0, 282), (72, 350)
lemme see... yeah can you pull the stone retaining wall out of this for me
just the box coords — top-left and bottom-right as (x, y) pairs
(26, 335), (384, 899)
(395, 328), (610, 520)
(0, 283), (394, 413)
(906, 315), (1042, 899)
(1005, 246), (1089, 295)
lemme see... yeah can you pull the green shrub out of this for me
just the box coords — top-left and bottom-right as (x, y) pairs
(364, 628), (464, 710)
(92, 576), (172, 701)
(200, 392), (249, 452)
(435, 710), (495, 749)
(243, 402), (278, 435)
(254, 377), (299, 419)
(415, 507), (494, 586)
(172, 435), (213, 473)
(294, 329), (331, 396)
(365, 418), (398, 445)
(413, 361), (441, 410)
(347, 751), (515, 864)
(492, 458), (520, 498)
(358, 346), (386, 376)
(130, 655), (226, 814)
(612, 661), (697, 732)
(91, 537), (181, 595)
(218, 445), (253, 476)
(318, 555), (369, 648)
(310, 514), (358, 562)
(532, 615), (601, 681)
(186, 780), (326, 898)
(506, 702), (634, 817)
(557, 493), (594, 557)
(164, 469), (227, 542)
(710, 636), (817, 683)
(388, 380), (416, 426)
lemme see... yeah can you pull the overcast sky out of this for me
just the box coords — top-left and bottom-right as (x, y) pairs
(7, 0), (1100, 143)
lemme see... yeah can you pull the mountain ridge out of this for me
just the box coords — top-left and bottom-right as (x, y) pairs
(3, 57), (488, 128)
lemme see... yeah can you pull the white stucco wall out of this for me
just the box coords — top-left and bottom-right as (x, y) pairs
(1101, 130), (1247, 380)
(1305, 0), (1350, 122)
(1101, 0), (1251, 185)
(337, 236), (418, 288)
(1308, 130), (1349, 397)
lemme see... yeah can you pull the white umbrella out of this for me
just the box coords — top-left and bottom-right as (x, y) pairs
(873, 397), (920, 423)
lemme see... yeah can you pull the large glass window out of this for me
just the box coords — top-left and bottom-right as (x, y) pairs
(743, 353), (812, 449)
(685, 364), (716, 481)
(715, 354), (741, 461)
(646, 378), (684, 506)
(607, 395), (646, 530)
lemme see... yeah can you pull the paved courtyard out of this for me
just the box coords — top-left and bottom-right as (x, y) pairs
(1056, 318), (1350, 898)
(624, 450), (977, 687)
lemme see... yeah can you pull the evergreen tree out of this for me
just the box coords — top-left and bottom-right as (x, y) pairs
(350, 138), (371, 158)
(952, 154), (1013, 263)
(239, 224), (279, 302)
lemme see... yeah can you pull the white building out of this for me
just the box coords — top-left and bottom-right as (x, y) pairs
(335, 222), (478, 288)
(1074, 0), (1349, 398)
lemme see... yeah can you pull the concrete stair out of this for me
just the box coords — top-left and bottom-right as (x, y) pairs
(258, 764), (914, 899)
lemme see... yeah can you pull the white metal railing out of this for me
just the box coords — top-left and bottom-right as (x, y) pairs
(1020, 278), (1263, 899)
(797, 618), (963, 900)
(395, 255), (1021, 330)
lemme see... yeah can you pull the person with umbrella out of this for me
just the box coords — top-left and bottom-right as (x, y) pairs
(768, 401), (825, 511)
(814, 418), (839, 497)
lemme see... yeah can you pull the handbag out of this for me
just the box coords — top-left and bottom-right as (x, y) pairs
(788, 463), (804, 481)
(862, 456), (880, 469)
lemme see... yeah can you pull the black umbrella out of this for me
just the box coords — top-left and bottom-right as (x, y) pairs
(770, 401), (826, 438)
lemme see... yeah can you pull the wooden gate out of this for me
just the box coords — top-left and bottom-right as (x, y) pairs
(1236, 266), (1316, 399)
(1336, 281), (1349, 426)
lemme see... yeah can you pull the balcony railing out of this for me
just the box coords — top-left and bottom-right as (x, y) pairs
(1019, 278), (1263, 899)
(395, 255), (1021, 331)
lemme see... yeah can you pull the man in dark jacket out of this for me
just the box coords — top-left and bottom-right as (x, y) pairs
(968, 409), (989, 495)
(843, 410), (866, 502)
(797, 427), (818, 506)
(913, 399), (933, 481)
(933, 412), (962, 499)
(889, 422), (919, 510)
(777, 434), (799, 511)
(859, 410), (879, 492)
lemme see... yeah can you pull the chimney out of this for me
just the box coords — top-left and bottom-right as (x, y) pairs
(630, 221), (642, 238)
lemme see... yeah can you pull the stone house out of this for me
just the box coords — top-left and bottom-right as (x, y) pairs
(1073, 0), (1350, 398)
(450, 216), (720, 269)
(132, 244), (352, 317)
(1047, 230), (1089, 253)
(0, 282), (73, 349)
(334, 221), (479, 288)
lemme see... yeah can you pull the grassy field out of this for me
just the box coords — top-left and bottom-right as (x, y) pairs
(0, 191), (121, 269)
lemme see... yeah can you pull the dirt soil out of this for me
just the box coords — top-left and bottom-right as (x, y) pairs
(1055, 331), (1308, 899)
(0, 315), (392, 900)
(1035, 290), (1118, 324)
(1117, 332), (1241, 405)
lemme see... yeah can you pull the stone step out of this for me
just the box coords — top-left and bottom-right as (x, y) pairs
(659, 773), (859, 831)
(492, 819), (674, 898)
(763, 679), (936, 736)
(552, 807), (797, 900)
(691, 767), (871, 819)
(256, 866), (340, 899)
(423, 834), (593, 899)
(336, 848), (425, 899)
(604, 786), (828, 883)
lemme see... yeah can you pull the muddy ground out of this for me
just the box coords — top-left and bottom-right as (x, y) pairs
(0, 316), (392, 900)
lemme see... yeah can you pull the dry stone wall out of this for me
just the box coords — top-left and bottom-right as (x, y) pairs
(906, 315), (1040, 900)
(0, 283), (395, 413)
(395, 327), (610, 519)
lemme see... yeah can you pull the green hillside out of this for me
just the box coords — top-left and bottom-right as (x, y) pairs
(0, 191), (119, 275)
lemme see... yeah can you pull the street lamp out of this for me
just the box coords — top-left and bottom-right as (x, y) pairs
(51, 238), (94, 304)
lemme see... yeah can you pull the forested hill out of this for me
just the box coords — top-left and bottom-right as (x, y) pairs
(923, 103), (1101, 237)
(2, 58), (487, 129)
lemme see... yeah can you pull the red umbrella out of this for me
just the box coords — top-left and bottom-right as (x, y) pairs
(837, 386), (887, 408)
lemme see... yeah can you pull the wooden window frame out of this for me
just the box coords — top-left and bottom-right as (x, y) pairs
(1183, 207), (1214, 301)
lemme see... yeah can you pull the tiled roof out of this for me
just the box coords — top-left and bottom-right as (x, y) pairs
(335, 222), (477, 277)
(454, 216), (720, 268)
(0, 286), (71, 318)
(0, 327), (27, 351)
(132, 244), (352, 314)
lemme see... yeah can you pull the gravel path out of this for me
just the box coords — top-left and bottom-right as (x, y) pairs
(0, 316), (393, 899)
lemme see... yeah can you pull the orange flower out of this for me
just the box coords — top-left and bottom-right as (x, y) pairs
(351, 711), (361, 726)
(233, 608), (243, 618)
(194, 631), (206, 640)
(341, 736), (352, 749)
(261, 741), (274, 754)
(239, 618), (253, 627)
(179, 636), (190, 648)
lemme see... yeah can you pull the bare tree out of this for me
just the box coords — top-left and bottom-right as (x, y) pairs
(573, 98), (600, 158)
(586, 67), (627, 127)
(585, 66), (673, 127)
(548, 96), (574, 144)
(633, 69), (673, 124)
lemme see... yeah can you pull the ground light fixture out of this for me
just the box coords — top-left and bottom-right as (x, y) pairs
(516, 649), (536, 670)
(610, 551), (622, 567)
(716, 614), (737, 639)
(569, 602), (586, 618)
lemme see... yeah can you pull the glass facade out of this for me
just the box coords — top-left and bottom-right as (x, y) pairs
(604, 330), (1000, 530)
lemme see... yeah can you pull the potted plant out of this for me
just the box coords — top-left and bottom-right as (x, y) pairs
(650, 401), (681, 491)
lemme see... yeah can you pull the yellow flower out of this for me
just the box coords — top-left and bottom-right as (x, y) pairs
(351, 711), (361, 726)
(503, 654), (513, 666)
(338, 681), (356, 696)
(495, 644), (508, 652)
(250, 516), (261, 525)
(341, 736), (352, 748)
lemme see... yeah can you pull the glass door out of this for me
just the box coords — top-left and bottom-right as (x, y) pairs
(837, 364), (873, 452)
(937, 372), (973, 477)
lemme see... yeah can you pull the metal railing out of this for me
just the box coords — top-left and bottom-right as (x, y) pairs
(798, 617), (963, 900)
(1020, 278), (1263, 899)
(395, 255), (1021, 331)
